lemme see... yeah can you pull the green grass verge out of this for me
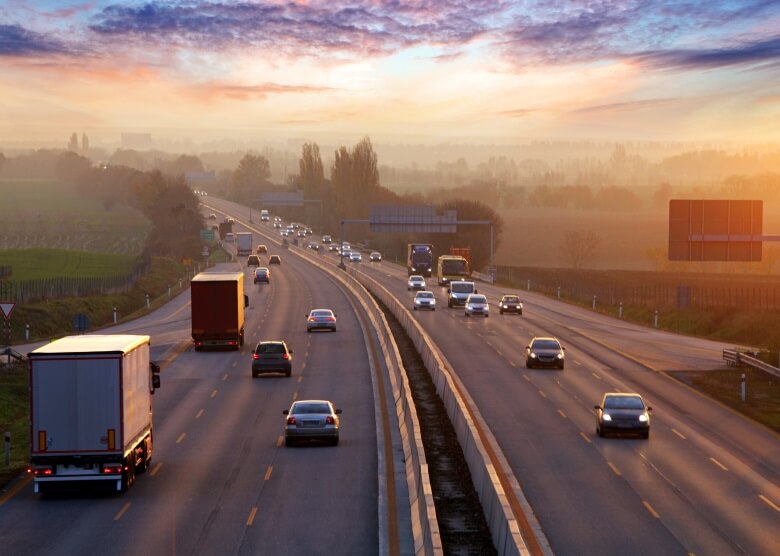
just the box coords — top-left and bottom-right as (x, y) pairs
(668, 368), (780, 433)
(0, 362), (29, 488)
(0, 248), (138, 281)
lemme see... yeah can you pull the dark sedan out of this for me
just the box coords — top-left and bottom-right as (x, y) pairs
(253, 267), (270, 283)
(251, 341), (292, 377)
(595, 393), (651, 439)
(526, 337), (565, 369)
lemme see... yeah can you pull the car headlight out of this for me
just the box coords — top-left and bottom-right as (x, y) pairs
(557, 353), (564, 359)
(602, 413), (612, 421)
(638, 414), (648, 422)
(530, 353), (537, 358)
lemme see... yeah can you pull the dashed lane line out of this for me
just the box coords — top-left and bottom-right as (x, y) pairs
(176, 433), (186, 444)
(643, 500), (660, 519)
(246, 506), (258, 526)
(114, 502), (131, 521)
(710, 457), (728, 471)
(195, 409), (204, 419)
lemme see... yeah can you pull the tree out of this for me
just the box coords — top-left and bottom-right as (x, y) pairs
(232, 153), (270, 202)
(67, 133), (78, 152)
(56, 151), (92, 184)
(561, 230), (602, 269)
(299, 142), (324, 200)
(167, 154), (205, 176)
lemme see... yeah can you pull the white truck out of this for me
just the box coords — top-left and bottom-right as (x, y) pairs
(28, 335), (161, 494)
(259, 209), (270, 221)
(236, 232), (253, 256)
(447, 280), (478, 308)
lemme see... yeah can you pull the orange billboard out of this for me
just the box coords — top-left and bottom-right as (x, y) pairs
(668, 200), (762, 261)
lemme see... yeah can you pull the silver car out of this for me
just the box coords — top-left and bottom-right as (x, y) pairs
(306, 309), (337, 332)
(349, 251), (362, 263)
(283, 400), (342, 446)
(369, 251), (382, 262)
(464, 294), (489, 317)
(407, 275), (426, 290)
(413, 291), (436, 311)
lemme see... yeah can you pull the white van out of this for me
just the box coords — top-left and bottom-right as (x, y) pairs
(447, 281), (477, 308)
(260, 209), (270, 222)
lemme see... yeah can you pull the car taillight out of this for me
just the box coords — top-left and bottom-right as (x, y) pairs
(32, 466), (53, 476)
(309, 317), (316, 322)
(282, 354), (290, 360)
(325, 416), (335, 425)
(326, 317), (335, 321)
(102, 463), (123, 475)
(287, 416), (296, 425)
(252, 353), (260, 360)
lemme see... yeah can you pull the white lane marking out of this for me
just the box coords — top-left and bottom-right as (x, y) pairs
(579, 432), (591, 444)
(759, 494), (780, 512)
(671, 428), (686, 440)
(114, 502), (131, 521)
(710, 457), (728, 471)
(607, 462), (622, 476)
(592, 372), (601, 380)
(643, 500), (660, 518)
(149, 463), (162, 476)
(195, 409), (204, 419)
(176, 433), (186, 444)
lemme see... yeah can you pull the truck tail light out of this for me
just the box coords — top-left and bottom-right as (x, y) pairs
(32, 466), (53, 476)
(325, 416), (335, 425)
(102, 463), (123, 475)
(287, 416), (296, 425)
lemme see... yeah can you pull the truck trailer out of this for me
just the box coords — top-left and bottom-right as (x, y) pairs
(28, 335), (161, 494)
(191, 271), (247, 350)
(236, 232), (253, 256)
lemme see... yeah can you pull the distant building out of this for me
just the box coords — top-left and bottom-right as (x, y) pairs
(121, 133), (152, 150)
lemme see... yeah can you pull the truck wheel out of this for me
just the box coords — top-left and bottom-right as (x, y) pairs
(121, 457), (135, 492)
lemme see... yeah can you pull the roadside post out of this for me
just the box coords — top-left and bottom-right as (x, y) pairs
(25, 324), (30, 341)
(557, 286), (561, 299)
(619, 302), (623, 319)
(741, 373), (746, 402)
(654, 310), (659, 328)
(113, 306), (117, 324)
(592, 295), (597, 310)
(146, 294), (150, 309)
(4, 431), (9, 466)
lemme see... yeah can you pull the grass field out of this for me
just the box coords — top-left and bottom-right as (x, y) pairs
(0, 249), (138, 281)
(0, 179), (149, 254)
(0, 362), (29, 488)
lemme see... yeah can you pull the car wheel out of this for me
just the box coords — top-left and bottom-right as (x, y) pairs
(332, 436), (339, 446)
(499, 310), (504, 315)
(285, 437), (295, 447)
(597, 427), (603, 438)
(519, 310), (523, 315)
(252, 371), (257, 378)
(285, 369), (292, 377)
(413, 306), (417, 310)
(332, 327), (337, 332)
(558, 363), (564, 370)
(432, 308), (436, 311)
(642, 431), (650, 440)
(465, 312), (470, 317)
(526, 360), (532, 369)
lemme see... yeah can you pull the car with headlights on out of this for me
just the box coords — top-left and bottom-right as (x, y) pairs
(464, 294), (489, 317)
(306, 309), (337, 332)
(407, 275), (426, 290)
(322, 235), (332, 244)
(525, 337), (565, 369)
(329, 244), (339, 253)
(499, 294), (523, 315)
(253, 267), (270, 284)
(251, 340), (292, 377)
(369, 251), (382, 262)
(413, 291), (436, 311)
(349, 251), (362, 263)
(283, 400), (342, 446)
(595, 393), (651, 439)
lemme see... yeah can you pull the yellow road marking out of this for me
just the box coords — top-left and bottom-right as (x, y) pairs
(607, 462), (622, 476)
(643, 500), (660, 518)
(277, 436), (283, 447)
(195, 409), (204, 419)
(150, 463), (162, 477)
(114, 502), (131, 521)
(710, 457), (728, 471)
(557, 409), (567, 418)
(759, 494), (780, 512)
(246, 506), (258, 526)
(264, 466), (273, 481)
(176, 433), (186, 444)
(672, 428), (686, 440)
(579, 431), (592, 443)
(592, 372), (601, 380)
(210, 389), (218, 398)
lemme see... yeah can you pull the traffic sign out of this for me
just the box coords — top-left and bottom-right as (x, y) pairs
(0, 302), (15, 319)
(72, 313), (90, 332)
(200, 229), (215, 241)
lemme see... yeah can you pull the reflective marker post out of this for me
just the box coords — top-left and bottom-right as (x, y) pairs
(741, 373), (746, 402)
(4, 431), (9, 466)
(619, 302), (623, 319)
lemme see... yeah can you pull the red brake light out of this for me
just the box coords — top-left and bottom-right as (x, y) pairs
(282, 353), (290, 360)
(287, 416), (296, 425)
(252, 353), (260, 360)
(325, 416), (335, 425)
(32, 466), (53, 476)
(309, 317), (316, 322)
(102, 463), (123, 475)
(327, 317), (335, 321)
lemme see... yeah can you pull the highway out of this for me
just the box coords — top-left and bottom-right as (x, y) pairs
(215, 196), (780, 556)
(0, 234), (389, 553)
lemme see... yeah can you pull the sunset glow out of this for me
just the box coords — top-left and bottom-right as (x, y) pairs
(1, 0), (779, 145)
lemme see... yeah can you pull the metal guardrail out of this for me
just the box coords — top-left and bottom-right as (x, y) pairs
(722, 349), (780, 379)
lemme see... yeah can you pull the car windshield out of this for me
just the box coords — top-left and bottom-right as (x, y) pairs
(451, 283), (474, 293)
(417, 292), (434, 299)
(469, 296), (486, 303)
(257, 343), (285, 354)
(604, 396), (644, 410)
(311, 310), (333, 317)
(293, 403), (331, 414)
(410, 276), (423, 282)
(503, 296), (519, 302)
(255, 268), (268, 275)
(532, 340), (561, 350)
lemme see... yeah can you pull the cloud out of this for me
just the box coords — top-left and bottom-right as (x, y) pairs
(201, 82), (336, 101)
(570, 98), (680, 115)
(499, 108), (542, 118)
(86, 1), (506, 58)
(636, 35), (780, 70)
(0, 24), (70, 57)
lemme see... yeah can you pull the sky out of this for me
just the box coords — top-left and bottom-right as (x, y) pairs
(1, 0), (779, 147)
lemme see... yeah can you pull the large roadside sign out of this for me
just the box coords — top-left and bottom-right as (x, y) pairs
(369, 205), (457, 233)
(668, 199), (763, 261)
(261, 191), (304, 207)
